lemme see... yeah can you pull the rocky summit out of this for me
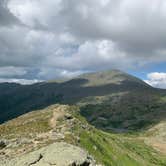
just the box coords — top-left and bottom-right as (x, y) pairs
(1, 142), (95, 166)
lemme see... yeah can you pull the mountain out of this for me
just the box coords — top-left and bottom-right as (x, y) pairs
(77, 69), (148, 87)
(0, 69), (165, 130)
(0, 69), (166, 165)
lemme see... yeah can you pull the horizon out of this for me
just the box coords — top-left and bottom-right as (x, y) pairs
(0, 69), (164, 90)
(0, 0), (166, 88)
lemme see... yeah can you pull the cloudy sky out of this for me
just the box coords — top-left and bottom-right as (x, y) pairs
(0, 0), (166, 88)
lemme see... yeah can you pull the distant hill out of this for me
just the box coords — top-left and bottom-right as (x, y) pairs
(0, 69), (166, 131)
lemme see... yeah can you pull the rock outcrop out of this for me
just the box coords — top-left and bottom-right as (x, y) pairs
(0, 140), (7, 149)
(1, 142), (95, 166)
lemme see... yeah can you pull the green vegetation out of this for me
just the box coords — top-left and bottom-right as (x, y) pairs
(80, 130), (166, 166)
(160, 96), (166, 103)
(80, 92), (166, 131)
(73, 111), (166, 166)
(0, 104), (166, 166)
(0, 108), (52, 139)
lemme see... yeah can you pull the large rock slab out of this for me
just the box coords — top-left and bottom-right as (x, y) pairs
(1, 142), (95, 166)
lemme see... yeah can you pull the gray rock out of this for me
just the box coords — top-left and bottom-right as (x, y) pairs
(0, 140), (7, 149)
(64, 113), (73, 120)
(1, 142), (95, 166)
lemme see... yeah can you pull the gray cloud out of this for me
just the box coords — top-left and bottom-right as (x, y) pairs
(0, 0), (166, 82)
(0, 0), (19, 26)
(0, 66), (27, 77)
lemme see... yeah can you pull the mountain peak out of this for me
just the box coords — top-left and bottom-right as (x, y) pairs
(76, 69), (148, 87)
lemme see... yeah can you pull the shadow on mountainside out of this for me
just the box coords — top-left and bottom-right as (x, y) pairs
(0, 78), (165, 131)
(80, 91), (166, 132)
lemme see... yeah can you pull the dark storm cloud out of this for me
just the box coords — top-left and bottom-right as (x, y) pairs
(0, 0), (19, 26)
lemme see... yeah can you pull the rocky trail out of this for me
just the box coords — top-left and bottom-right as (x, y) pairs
(0, 105), (96, 166)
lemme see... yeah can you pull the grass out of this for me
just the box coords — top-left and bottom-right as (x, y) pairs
(160, 96), (166, 103)
(1, 104), (166, 166)
(0, 107), (52, 139)
(79, 129), (166, 166)
(73, 112), (166, 166)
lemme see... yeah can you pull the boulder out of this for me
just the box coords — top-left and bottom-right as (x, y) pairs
(1, 142), (95, 166)
(64, 113), (73, 120)
(0, 140), (7, 149)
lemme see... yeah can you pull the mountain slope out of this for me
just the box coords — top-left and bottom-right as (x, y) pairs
(0, 104), (166, 166)
(77, 69), (149, 87)
(80, 90), (166, 130)
(0, 70), (165, 132)
(0, 70), (166, 165)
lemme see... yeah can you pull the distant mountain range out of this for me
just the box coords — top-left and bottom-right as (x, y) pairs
(0, 69), (166, 131)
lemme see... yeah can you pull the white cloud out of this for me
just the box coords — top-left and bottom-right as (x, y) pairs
(0, 78), (43, 85)
(38, 67), (83, 80)
(45, 40), (134, 71)
(8, 0), (63, 29)
(145, 72), (166, 89)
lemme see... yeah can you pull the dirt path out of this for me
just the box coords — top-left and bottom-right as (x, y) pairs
(151, 142), (166, 154)
(49, 106), (66, 128)
(143, 121), (166, 154)
(144, 138), (166, 154)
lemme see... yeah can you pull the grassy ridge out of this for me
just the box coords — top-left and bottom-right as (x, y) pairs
(0, 108), (52, 139)
(0, 105), (166, 166)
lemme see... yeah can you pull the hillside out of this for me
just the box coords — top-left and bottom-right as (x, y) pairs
(0, 104), (166, 166)
(0, 70), (166, 165)
(0, 105), (96, 165)
(0, 70), (165, 132)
